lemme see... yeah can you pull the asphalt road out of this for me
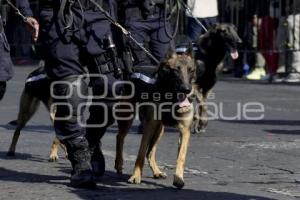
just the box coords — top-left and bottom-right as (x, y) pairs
(0, 66), (299, 200)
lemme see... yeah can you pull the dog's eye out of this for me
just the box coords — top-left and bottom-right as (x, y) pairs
(189, 68), (195, 74)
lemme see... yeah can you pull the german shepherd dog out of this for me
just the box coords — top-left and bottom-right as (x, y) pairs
(115, 47), (196, 189)
(192, 23), (242, 133)
(6, 67), (67, 161)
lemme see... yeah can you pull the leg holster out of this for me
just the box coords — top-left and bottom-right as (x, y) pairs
(94, 53), (115, 74)
(88, 53), (123, 81)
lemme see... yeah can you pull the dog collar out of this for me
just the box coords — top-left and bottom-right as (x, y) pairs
(131, 73), (156, 85)
(26, 74), (47, 83)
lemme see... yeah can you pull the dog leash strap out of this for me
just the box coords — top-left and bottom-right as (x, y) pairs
(88, 0), (160, 65)
(5, 0), (28, 22)
(179, 0), (208, 33)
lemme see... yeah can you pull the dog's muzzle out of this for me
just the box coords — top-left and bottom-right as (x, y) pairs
(177, 94), (192, 113)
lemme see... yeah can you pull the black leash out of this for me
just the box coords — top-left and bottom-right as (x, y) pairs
(164, 0), (180, 39)
(5, 0), (28, 22)
(178, 0), (208, 33)
(88, 0), (160, 65)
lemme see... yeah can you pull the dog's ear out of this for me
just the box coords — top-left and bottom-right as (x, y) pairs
(219, 24), (227, 32)
(211, 23), (218, 30)
(210, 23), (221, 34)
(165, 49), (177, 60)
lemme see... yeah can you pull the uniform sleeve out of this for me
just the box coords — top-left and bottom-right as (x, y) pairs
(16, 0), (33, 17)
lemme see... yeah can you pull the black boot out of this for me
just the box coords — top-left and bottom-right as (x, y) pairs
(90, 142), (105, 177)
(85, 132), (105, 177)
(63, 136), (96, 188)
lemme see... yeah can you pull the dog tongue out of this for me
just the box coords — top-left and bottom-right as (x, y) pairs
(179, 97), (191, 108)
(230, 49), (239, 60)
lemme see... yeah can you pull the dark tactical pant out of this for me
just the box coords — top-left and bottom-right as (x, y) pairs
(125, 15), (174, 66)
(39, 6), (121, 141)
(0, 16), (14, 100)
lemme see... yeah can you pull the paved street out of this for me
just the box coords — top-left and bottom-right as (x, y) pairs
(0, 66), (299, 200)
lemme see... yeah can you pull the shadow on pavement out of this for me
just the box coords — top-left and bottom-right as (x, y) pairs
(0, 167), (68, 185)
(0, 124), (53, 134)
(265, 129), (300, 135)
(220, 119), (300, 126)
(0, 166), (278, 200)
(72, 182), (278, 200)
(0, 151), (49, 163)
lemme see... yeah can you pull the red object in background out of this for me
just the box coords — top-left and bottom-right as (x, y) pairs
(258, 16), (279, 74)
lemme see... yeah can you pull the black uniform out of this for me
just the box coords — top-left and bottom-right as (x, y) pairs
(117, 0), (176, 133)
(1, 0), (33, 100)
(118, 0), (176, 66)
(20, 0), (122, 188)
(0, 2), (13, 100)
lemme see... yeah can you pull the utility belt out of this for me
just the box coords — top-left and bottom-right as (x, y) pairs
(41, 0), (109, 11)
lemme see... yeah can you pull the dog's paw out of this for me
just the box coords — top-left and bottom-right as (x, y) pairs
(192, 119), (207, 134)
(114, 159), (123, 174)
(153, 172), (167, 179)
(114, 165), (123, 175)
(48, 155), (59, 162)
(128, 175), (141, 184)
(173, 175), (185, 189)
(6, 151), (15, 157)
(192, 124), (206, 134)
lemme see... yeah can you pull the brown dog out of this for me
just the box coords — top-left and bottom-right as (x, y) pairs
(115, 48), (196, 189)
(6, 67), (67, 161)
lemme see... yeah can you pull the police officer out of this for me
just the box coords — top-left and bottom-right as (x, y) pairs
(19, 0), (121, 188)
(0, 12), (13, 101)
(85, 1), (124, 179)
(117, 0), (177, 133)
(118, 0), (176, 66)
(0, 0), (38, 101)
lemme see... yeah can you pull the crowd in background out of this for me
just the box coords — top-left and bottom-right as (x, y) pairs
(217, 0), (300, 83)
(4, 0), (300, 83)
